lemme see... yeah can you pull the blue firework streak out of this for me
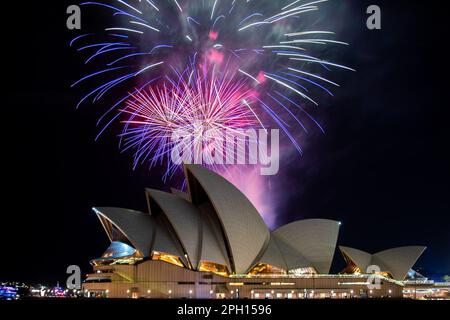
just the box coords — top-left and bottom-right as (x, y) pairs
(70, 0), (353, 172)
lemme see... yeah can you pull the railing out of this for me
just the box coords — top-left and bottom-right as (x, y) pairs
(403, 280), (435, 285)
(229, 273), (403, 285)
(434, 282), (450, 287)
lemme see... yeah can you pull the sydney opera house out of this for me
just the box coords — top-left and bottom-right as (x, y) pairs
(83, 164), (426, 299)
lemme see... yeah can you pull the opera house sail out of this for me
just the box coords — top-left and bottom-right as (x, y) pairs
(83, 164), (425, 299)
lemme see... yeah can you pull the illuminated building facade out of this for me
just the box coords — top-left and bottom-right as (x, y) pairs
(83, 164), (425, 299)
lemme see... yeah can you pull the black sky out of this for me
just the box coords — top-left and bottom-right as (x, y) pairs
(3, 0), (449, 284)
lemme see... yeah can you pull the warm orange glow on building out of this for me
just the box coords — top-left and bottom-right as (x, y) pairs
(198, 261), (229, 277)
(248, 263), (286, 275)
(151, 251), (184, 268)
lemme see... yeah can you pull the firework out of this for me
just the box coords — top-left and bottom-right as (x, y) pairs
(70, 0), (353, 176)
(119, 66), (260, 180)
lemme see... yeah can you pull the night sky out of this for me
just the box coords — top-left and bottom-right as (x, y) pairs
(4, 0), (449, 284)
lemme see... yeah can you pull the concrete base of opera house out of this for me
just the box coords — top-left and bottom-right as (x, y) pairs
(82, 260), (403, 299)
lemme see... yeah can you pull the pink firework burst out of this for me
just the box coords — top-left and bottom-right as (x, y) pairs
(119, 67), (262, 179)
